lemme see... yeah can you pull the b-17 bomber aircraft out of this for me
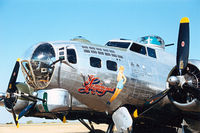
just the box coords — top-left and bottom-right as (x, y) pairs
(1, 17), (200, 133)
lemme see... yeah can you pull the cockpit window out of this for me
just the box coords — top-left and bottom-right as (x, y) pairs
(130, 43), (146, 55)
(67, 48), (77, 64)
(147, 47), (156, 58)
(105, 41), (130, 49)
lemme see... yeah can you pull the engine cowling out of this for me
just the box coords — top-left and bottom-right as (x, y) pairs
(35, 88), (88, 113)
(4, 82), (30, 114)
(167, 59), (200, 112)
(167, 59), (200, 131)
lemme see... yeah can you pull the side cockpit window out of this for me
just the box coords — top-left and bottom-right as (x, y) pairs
(147, 47), (156, 58)
(90, 57), (101, 68)
(67, 48), (77, 64)
(130, 43), (146, 55)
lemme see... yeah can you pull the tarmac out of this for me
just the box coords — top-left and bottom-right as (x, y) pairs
(0, 122), (184, 133)
(0, 122), (108, 133)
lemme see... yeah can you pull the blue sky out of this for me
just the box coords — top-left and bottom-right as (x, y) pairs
(0, 0), (199, 124)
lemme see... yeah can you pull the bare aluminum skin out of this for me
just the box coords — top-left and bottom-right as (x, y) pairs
(20, 39), (200, 130)
(21, 40), (175, 113)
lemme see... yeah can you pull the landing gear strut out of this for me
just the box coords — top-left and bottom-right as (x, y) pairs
(78, 119), (105, 133)
(106, 122), (114, 133)
(78, 119), (133, 133)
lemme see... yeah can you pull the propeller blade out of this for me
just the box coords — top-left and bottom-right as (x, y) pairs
(11, 106), (19, 128)
(7, 58), (21, 93)
(139, 89), (170, 116)
(145, 89), (169, 106)
(18, 103), (36, 120)
(176, 17), (190, 75)
(14, 92), (45, 102)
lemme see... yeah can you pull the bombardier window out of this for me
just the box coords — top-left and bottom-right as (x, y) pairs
(130, 43), (146, 55)
(67, 49), (77, 64)
(147, 47), (156, 58)
(107, 60), (117, 71)
(25, 43), (56, 89)
(105, 42), (130, 49)
(90, 57), (101, 68)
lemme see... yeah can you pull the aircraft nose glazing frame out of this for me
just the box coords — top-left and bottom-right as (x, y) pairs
(21, 59), (55, 90)
(21, 60), (37, 89)
(20, 43), (56, 90)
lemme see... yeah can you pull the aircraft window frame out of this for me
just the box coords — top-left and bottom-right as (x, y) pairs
(66, 48), (77, 64)
(109, 50), (115, 53)
(82, 46), (88, 49)
(147, 47), (157, 58)
(59, 47), (64, 50)
(105, 41), (130, 49)
(111, 54), (117, 57)
(21, 60), (34, 82)
(91, 50), (97, 54)
(130, 43), (146, 55)
(106, 60), (117, 71)
(103, 49), (109, 52)
(98, 51), (104, 55)
(96, 48), (102, 51)
(89, 47), (95, 50)
(59, 51), (64, 55)
(84, 49), (90, 53)
(90, 57), (102, 68)
(105, 53), (111, 56)
(118, 55), (123, 59)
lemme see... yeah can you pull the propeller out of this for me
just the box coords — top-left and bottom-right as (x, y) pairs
(1, 58), (45, 128)
(171, 17), (200, 100)
(5, 58), (21, 127)
(135, 17), (190, 117)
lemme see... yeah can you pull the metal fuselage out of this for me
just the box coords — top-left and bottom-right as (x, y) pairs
(22, 39), (177, 115)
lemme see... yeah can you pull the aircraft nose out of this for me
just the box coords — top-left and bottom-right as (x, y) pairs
(21, 43), (56, 89)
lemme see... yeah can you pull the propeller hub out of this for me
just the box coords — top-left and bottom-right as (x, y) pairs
(177, 76), (187, 87)
(168, 76), (180, 86)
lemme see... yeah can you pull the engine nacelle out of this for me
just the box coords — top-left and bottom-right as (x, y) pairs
(167, 59), (200, 113)
(36, 88), (88, 112)
(4, 82), (30, 114)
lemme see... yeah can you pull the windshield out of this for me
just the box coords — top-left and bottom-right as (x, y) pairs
(21, 43), (56, 89)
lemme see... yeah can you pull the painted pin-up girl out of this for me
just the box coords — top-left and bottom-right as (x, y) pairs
(107, 66), (127, 105)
